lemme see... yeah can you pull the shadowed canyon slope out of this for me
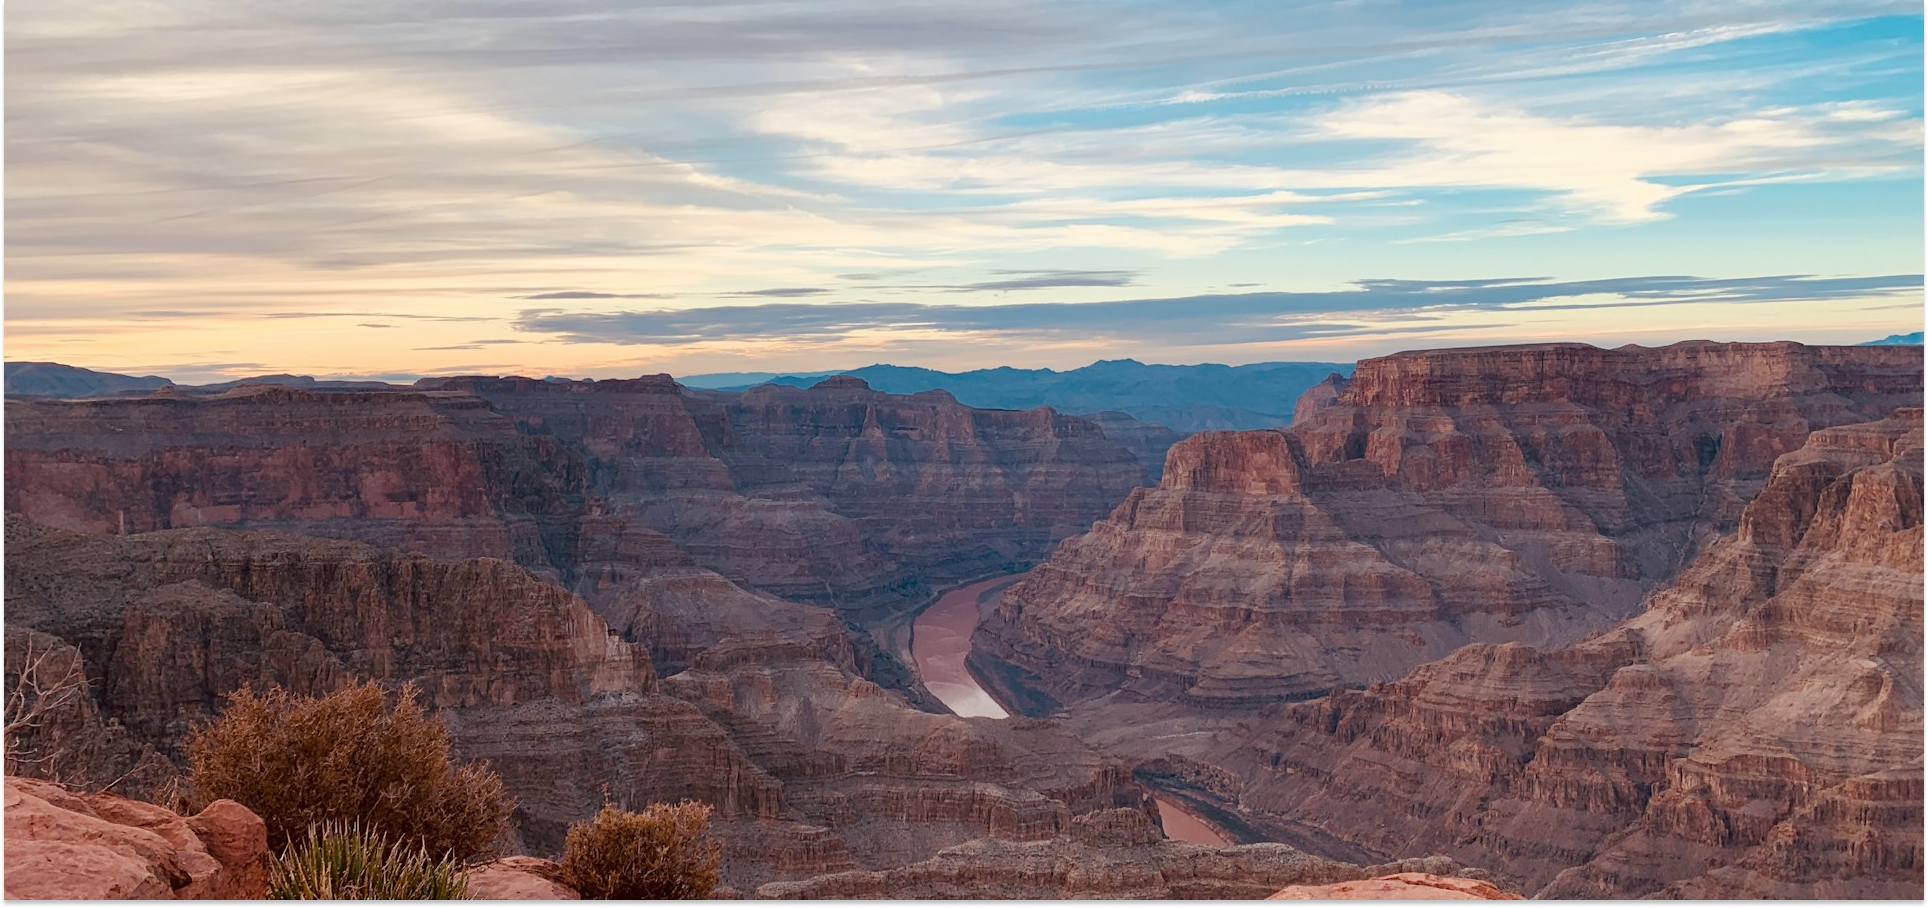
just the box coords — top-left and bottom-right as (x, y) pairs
(1236, 407), (1924, 898)
(980, 341), (1924, 708)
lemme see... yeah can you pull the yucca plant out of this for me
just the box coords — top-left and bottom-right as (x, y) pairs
(269, 821), (469, 900)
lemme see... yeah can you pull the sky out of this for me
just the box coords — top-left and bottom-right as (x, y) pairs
(5, 1), (1923, 383)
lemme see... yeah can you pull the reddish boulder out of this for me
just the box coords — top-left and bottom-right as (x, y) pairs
(3, 776), (268, 899)
(464, 856), (580, 900)
(1268, 873), (1523, 900)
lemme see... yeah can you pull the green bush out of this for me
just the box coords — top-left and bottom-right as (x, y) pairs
(185, 681), (510, 858)
(561, 801), (721, 899)
(270, 821), (468, 900)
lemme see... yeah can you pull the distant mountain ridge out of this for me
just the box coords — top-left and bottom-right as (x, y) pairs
(1861, 331), (1924, 346)
(10, 358), (1354, 434)
(3, 362), (171, 398)
(688, 359), (1355, 433)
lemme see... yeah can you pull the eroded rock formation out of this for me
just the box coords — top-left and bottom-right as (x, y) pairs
(982, 342), (1923, 707)
(1229, 407), (1924, 897)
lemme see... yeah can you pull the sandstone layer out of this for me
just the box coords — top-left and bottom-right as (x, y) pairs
(1228, 408), (1924, 897)
(982, 341), (1924, 708)
(3, 776), (269, 900)
(1267, 872), (1523, 900)
(463, 856), (581, 900)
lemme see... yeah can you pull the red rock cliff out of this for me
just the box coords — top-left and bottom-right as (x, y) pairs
(981, 342), (1922, 707)
(1231, 407), (1924, 898)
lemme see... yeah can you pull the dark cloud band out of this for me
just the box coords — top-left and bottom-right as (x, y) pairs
(514, 272), (1922, 347)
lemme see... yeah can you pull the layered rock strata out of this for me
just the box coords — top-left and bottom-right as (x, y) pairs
(1077, 411), (1189, 481)
(1228, 408), (1924, 897)
(4, 375), (1146, 617)
(753, 808), (1499, 899)
(982, 342), (1923, 707)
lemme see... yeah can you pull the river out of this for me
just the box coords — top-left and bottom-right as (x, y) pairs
(909, 574), (1233, 846)
(909, 575), (1014, 719)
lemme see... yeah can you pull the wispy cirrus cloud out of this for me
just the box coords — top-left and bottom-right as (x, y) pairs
(516, 291), (674, 300)
(721, 287), (834, 298)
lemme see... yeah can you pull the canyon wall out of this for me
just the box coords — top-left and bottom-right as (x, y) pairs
(981, 342), (1924, 707)
(1230, 407), (1923, 897)
(5, 375), (1146, 616)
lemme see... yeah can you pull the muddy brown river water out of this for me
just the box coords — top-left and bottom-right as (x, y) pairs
(910, 575), (1014, 719)
(910, 574), (1232, 846)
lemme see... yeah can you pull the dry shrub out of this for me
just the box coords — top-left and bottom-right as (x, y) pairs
(185, 681), (509, 858)
(561, 801), (721, 899)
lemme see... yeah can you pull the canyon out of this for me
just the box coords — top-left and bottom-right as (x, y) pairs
(980, 341), (1923, 709)
(973, 341), (1923, 897)
(2, 375), (1164, 890)
(1233, 406), (1924, 897)
(4, 340), (1920, 899)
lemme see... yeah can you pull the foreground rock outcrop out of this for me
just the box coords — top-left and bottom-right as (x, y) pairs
(1231, 408), (1924, 897)
(463, 856), (580, 900)
(3, 776), (269, 900)
(983, 342), (1923, 708)
(1268, 873), (1523, 900)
